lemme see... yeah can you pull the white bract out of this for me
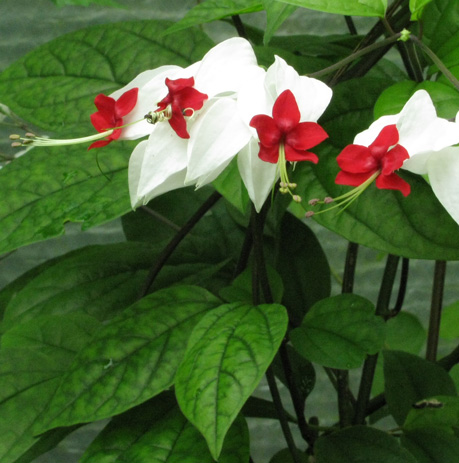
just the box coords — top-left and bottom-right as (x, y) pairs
(354, 90), (459, 225)
(127, 37), (257, 208)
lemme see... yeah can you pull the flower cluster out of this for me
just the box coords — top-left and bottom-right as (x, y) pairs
(10, 38), (459, 225)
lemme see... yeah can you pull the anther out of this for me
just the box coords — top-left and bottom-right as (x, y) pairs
(11, 142), (22, 147)
(308, 199), (319, 206)
(9, 134), (20, 140)
(305, 211), (314, 218)
(324, 197), (334, 204)
(292, 195), (301, 202)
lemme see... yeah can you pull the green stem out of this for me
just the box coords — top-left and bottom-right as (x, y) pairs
(409, 35), (459, 91)
(232, 15), (248, 39)
(353, 254), (400, 425)
(308, 33), (402, 79)
(138, 191), (221, 298)
(426, 260), (447, 362)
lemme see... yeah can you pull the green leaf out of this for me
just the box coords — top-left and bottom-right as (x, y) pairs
(409, 0), (435, 20)
(384, 312), (426, 354)
(374, 80), (459, 120)
(212, 158), (250, 214)
(0, 143), (131, 255)
(273, 0), (387, 17)
(440, 300), (459, 339)
(116, 408), (249, 463)
(383, 350), (457, 426)
(275, 212), (330, 327)
(0, 314), (99, 463)
(422, 0), (459, 54)
(1, 243), (160, 330)
(404, 395), (459, 433)
(80, 392), (177, 463)
(262, 0), (297, 44)
(175, 302), (288, 459)
(315, 426), (417, 463)
(371, 312), (426, 396)
(0, 20), (213, 132)
(37, 286), (221, 433)
(401, 428), (459, 463)
(290, 294), (385, 369)
(164, 0), (263, 35)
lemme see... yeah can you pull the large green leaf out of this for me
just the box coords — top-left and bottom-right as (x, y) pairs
(262, 0), (297, 44)
(175, 302), (288, 459)
(0, 143), (131, 255)
(383, 350), (457, 426)
(290, 294), (385, 369)
(1, 243), (158, 330)
(164, 0), (263, 35)
(0, 314), (100, 463)
(401, 428), (459, 463)
(1, 241), (230, 332)
(275, 212), (330, 327)
(440, 300), (459, 339)
(274, 0), (387, 17)
(80, 392), (177, 463)
(422, 0), (459, 53)
(409, 0), (435, 20)
(116, 408), (249, 463)
(0, 20), (213, 132)
(315, 426), (417, 463)
(37, 286), (221, 433)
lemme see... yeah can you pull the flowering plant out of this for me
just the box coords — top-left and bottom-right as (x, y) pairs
(1, 1), (459, 463)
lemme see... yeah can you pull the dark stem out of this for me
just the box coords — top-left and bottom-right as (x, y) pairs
(426, 260), (447, 362)
(140, 206), (181, 232)
(233, 223), (253, 278)
(138, 191), (221, 298)
(251, 205), (302, 463)
(232, 15), (248, 39)
(344, 16), (357, 35)
(353, 254), (400, 425)
(336, 242), (359, 427)
(388, 257), (409, 318)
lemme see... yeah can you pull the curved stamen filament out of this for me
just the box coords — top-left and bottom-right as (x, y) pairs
(277, 143), (301, 203)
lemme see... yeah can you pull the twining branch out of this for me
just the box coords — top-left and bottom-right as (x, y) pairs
(138, 191), (222, 298)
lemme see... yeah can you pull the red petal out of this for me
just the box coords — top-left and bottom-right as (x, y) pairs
(336, 144), (377, 174)
(335, 170), (373, 187)
(258, 143), (280, 163)
(93, 94), (116, 113)
(381, 144), (409, 175)
(168, 104), (189, 139)
(284, 144), (318, 163)
(369, 124), (399, 159)
(88, 139), (112, 150)
(175, 86), (208, 112)
(272, 90), (300, 133)
(376, 173), (411, 196)
(115, 87), (138, 117)
(90, 112), (113, 133)
(287, 122), (328, 151)
(165, 77), (195, 93)
(250, 114), (282, 147)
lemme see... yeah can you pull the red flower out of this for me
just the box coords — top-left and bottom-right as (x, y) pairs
(89, 87), (139, 150)
(249, 89), (328, 164)
(156, 77), (208, 139)
(336, 124), (411, 196)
